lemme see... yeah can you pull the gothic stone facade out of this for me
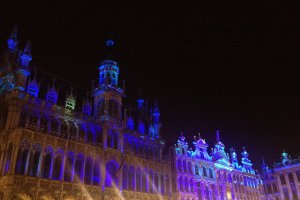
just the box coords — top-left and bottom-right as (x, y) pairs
(0, 28), (264, 200)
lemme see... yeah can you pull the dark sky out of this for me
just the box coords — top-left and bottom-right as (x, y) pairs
(1, 1), (300, 168)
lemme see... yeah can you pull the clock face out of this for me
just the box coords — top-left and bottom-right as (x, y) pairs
(0, 73), (15, 95)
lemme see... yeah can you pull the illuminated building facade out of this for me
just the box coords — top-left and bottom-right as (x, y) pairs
(0, 28), (171, 200)
(261, 151), (300, 200)
(170, 132), (265, 200)
(0, 27), (265, 200)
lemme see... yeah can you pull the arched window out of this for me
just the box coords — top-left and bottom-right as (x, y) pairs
(92, 161), (100, 185)
(179, 177), (183, 191)
(177, 159), (182, 172)
(29, 150), (40, 176)
(52, 155), (62, 180)
(149, 170), (154, 193)
(69, 123), (77, 139)
(183, 160), (187, 173)
(142, 171), (147, 192)
(203, 166), (207, 177)
(161, 174), (165, 194)
(190, 179), (194, 193)
(75, 154), (84, 181)
(42, 150), (52, 178)
(87, 128), (94, 142)
(28, 114), (38, 128)
(40, 116), (48, 131)
(60, 121), (68, 135)
(16, 149), (29, 175)
(129, 166), (135, 191)
(122, 165), (128, 190)
(64, 152), (74, 182)
(108, 130), (118, 149)
(19, 112), (27, 127)
(195, 165), (199, 175)
(109, 99), (118, 117)
(185, 177), (189, 192)
(166, 176), (170, 195)
(136, 168), (141, 192)
(95, 127), (102, 144)
(50, 120), (59, 133)
(209, 168), (214, 178)
(154, 173), (159, 192)
(79, 125), (86, 140)
(188, 162), (192, 174)
(105, 161), (118, 187)
(97, 99), (105, 116)
(84, 158), (93, 184)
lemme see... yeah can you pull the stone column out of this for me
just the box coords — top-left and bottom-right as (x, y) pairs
(292, 171), (300, 197)
(118, 165), (123, 190)
(81, 158), (86, 182)
(37, 150), (44, 177)
(9, 145), (20, 174)
(118, 132), (124, 152)
(4, 107), (13, 130)
(60, 154), (66, 181)
(102, 126), (108, 150)
(71, 158), (75, 182)
(13, 109), (21, 128)
(101, 162), (106, 190)
(24, 150), (31, 175)
(49, 154), (55, 179)
(285, 174), (293, 199)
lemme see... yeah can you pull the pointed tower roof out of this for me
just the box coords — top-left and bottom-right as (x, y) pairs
(7, 25), (18, 51)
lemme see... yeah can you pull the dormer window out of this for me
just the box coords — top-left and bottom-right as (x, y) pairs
(66, 99), (75, 110)
(27, 87), (38, 97)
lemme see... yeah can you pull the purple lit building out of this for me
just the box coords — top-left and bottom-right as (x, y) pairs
(261, 151), (300, 200)
(170, 131), (265, 200)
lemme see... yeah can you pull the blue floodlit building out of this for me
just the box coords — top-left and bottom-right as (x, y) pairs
(261, 151), (300, 200)
(0, 27), (264, 200)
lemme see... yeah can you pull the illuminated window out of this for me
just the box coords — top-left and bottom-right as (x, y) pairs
(226, 191), (232, 200)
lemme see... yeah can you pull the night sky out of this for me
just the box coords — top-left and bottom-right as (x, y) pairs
(1, 1), (300, 168)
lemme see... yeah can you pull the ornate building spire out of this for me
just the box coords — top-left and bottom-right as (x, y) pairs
(20, 41), (32, 67)
(137, 88), (144, 109)
(7, 26), (18, 51)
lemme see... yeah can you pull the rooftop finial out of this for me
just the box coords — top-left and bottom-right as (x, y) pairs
(106, 39), (115, 47)
(216, 129), (220, 143)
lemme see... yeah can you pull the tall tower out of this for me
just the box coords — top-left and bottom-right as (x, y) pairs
(93, 40), (124, 121)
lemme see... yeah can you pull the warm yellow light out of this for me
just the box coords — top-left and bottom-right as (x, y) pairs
(227, 191), (232, 200)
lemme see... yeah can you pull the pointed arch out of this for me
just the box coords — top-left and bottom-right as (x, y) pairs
(105, 160), (119, 187)
(92, 160), (101, 185)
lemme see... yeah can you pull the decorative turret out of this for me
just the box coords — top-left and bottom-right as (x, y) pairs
(149, 100), (161, 138)
(153, 99), (160, 123)
(26, 68), (39, 97)
(46, 79), (58, 104)
(212, 130), (230, 166)
(261, 158), (268, 174)
(82, 93), (92, 115)
(230, 147), (240, 169)
(241, 147), (254, 174)
(281, 150), (291, 166)
(98, 40), (119, 86)
(175, 132), (189, 156)
(192, 133), (211, 160)
(137, 89), (144, 110)
(20, 41), (32, 67)
(93, 40), (123, 121)
(65, 87), (76, 110)
(7, 26), (18, 51)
